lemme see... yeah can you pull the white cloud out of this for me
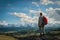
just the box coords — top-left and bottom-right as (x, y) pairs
(29, 10), (41, 16)
(40, 0), (60, 5)
(55, 1), (60, 5)
(32, 2), (39, 7)
(29, 9), (47, 16)
(46, 7), (60, 24)
(41, 0), (54, 5)
(11, 12), (30, 19)
(11, 12), (37, 24)
(29, 10), (41, 13)
(0, 21), (8, 25)
(10, 7), (60, 27)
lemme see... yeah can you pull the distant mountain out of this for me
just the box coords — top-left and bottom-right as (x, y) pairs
(0, 23), (60, 32)
(0, 24), (35, 32)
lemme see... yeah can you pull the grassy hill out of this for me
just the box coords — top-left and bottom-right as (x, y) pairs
(0, 35), (17, 40)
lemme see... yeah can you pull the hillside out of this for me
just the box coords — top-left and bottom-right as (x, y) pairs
(0, 35), (17, 40)
(0, 31), (60, 40)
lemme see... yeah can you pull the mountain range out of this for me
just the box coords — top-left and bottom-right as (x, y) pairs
(0, 23), (60, 32)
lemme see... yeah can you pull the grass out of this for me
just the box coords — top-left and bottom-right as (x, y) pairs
(0, 35), (17, 40)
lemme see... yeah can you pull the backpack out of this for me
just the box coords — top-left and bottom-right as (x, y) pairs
(43, 16), (48, 25)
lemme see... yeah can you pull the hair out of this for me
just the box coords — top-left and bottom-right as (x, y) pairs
(40, 12), (42, 16)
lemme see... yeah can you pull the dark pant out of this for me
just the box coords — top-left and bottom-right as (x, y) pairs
(39, 25), (45, 36)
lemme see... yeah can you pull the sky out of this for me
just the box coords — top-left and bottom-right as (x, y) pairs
(0, 0), (60, 27)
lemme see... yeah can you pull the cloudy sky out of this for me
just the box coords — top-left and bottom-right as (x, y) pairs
(0, 0), (60, 27)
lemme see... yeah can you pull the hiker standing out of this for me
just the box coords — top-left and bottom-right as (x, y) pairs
(38, 12), (48, 36)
